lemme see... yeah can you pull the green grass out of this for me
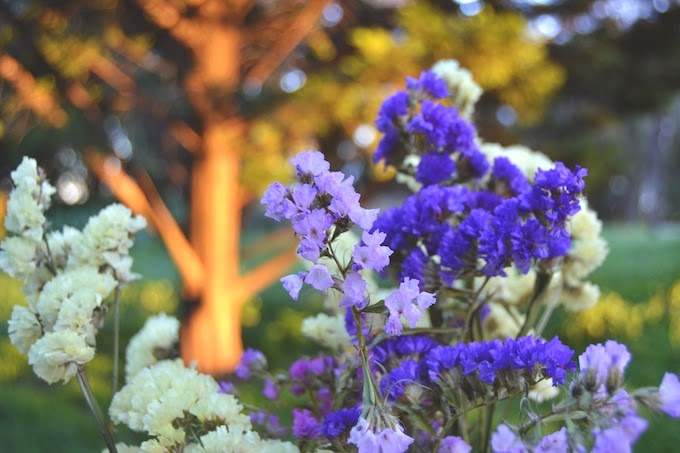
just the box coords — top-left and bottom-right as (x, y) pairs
(1, 223), (679, 451)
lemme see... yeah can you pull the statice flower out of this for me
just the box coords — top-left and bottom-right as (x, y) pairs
(27, 330), (95, 384)
(292, 408), (321, 439)
(438, 435), (472, 453)
(491, 425), (527, 453)
(301, 313), (351, 351)
(235, 348), (268, 379)
(322, 407), (361, 439)
(125, 314), (180, 380)
(658, 372), (680, 417)
(384, 278), (436, 336)
(578, 340), (631, 396)
(348, 416), (414, 453)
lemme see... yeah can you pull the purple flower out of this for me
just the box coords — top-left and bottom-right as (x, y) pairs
(406, 70), (449, 99)
(534, 427), (568, 453)
(592, 415), (647, 453)
(340, 272), (368, 309)
(438, 436), (472, 453)
(235, 348), (267, 379)
(579, 340), (631, 395)
(281, 273), (304, 300)
(263, 378), (278, 400)
(292, 408), (321, 439)
(416, 152), (456, 186)
(217, 381), (237, 395)
(304, 264), (334, 291)
(290, 359), (309, 381)
(348, 417), (379, 452)
(490, 424), (527, 453)
(659, 372), (680, 417)
(292, 208), (333, 249)
(322, 407), (361, 439)
(376, 426), (415, 452)
(385, 278), (434, 336)
(353, 230), (394, 272)
(492, 157), (530, 197)
(290, 150), (330, 178)
(261, 182), (289, 220)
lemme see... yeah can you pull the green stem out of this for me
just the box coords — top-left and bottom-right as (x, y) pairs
(517, 271), (553, 339)
(111, 284), (121, 396)
(481, 403), (496, 452)
(77, 366), (118, 453)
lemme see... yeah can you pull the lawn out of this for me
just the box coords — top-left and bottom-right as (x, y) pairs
(0, 223), (678, 451)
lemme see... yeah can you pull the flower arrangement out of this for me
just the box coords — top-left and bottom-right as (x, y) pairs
(3, 62), (679, 452)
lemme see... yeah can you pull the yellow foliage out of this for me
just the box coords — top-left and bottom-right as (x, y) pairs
(0, 339), (28, 382)
(566, 280), (680, 349)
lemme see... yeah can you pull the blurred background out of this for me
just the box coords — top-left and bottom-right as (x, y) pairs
(0, 0), (679, 450)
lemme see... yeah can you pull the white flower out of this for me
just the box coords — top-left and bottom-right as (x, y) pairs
(5, 189), (45, 241)
(0, 236), (39, 281)
(8, 305), (43, 354)
(110, 359), (219, 433)
(483, 302), (524, 339)
(528, 378), (560, 403)
(564, 204), (608, 285)
(36, 267), (117, 332)
(189, 393), (251, 427)
(47, 226), (83, 271)
(139, 439), (167, 453)
(54, 291), (102, 345)
(560, 281), (601, 312)
(186, 425), (263, 453)
(125, 314), (180, 380)
(301, 313), (351, 351)
(260, 439), (300, 453)
(102, 444), (141, 453)
(27, 330), (94, 384)
(431, 59), (483, 119)
(10, 157), (56, 207)
(72, 203), (146, 282)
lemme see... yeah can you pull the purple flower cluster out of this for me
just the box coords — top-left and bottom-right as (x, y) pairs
(491, 425), (568, 453)
(577, 340), (631, 396)
(235, 348), (267, 379)
(374, 161), (586, 284)
(424, 335), (576, 389)
(374, 70), (485, 186)
(348, 417), (414, 453)
(321, 406), (361, 439)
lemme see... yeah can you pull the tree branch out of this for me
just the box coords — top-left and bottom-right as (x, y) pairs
(85, 149), (205, 299)
(245, 0), (330, 84)
(135, 0), (202, 50)
(238, 247), (299, 304)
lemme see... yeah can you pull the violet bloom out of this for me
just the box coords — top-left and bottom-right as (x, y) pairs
(592, 415), (647, 453)
(263, 378), (278, 400)
(490, 424), (527, 453)
(261, 181), (289, 220)
(235, 348), (267, 379)
(281, 273), (305, 300)
(304, 264), (334, 291)
(217, 380), (237, 395)
(534, 427), (568, 453)
(579, 340), (631, 395)
(406, 70), (450, 99)
(659, 372), (680, 417)
(348, 417), (413, 453)
(438, 436), (471, 453)
(322, 407), (361, 439)
(340, 272), (368, 309)
(352, 230), (394, 273)
(290, 150), (330, 178)
(385, 278), (436, 336)
(292, 408), (321, 439)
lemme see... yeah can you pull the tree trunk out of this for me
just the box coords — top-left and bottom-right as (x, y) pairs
(180, 117), (246, 374)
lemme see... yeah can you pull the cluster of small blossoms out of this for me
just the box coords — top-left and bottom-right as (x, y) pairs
(109, 359), (298, 452)
(488, 341), (680, 452)
(2, 158), (145, 384)
(374, 99), (587, 288)
(262, 150), (436, 336)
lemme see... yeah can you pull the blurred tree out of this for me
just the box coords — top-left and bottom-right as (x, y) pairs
(0, 0), (568, 373)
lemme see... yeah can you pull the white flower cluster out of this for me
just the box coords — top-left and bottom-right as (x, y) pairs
(301, 313), (351, 351)
(431, 59), (483, 120)
(2, 157), (146, 384)
(72, 204), (147, 283)
(125, 314), (180, 380)
(110, 357), (298, 452)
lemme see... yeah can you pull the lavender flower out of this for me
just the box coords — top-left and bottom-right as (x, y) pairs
(534, 427), (568, 453)
(659, 372), (680, 417)
(578, 340), (631, 395)
(385, 278), (436, 336)
(438, 436), (472, 453)
(235, 348), (267, 379)
(322, 406), (361, 439)
(491, 424), (527, 453)
(292, 408), (321, 439)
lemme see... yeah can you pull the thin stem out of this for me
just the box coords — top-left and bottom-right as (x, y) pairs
(77, 366), (118, 453)
(481, 403), (496, 453)
(517, 271), (553, 339)
(111, 284), (121, 396)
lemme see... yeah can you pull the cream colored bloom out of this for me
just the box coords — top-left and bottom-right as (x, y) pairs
(189, 393), (251, 427)
(54, 291), (102, 345)
(0, 236), (39, 281)
(10, 156), (56, 207)
(27, 330), (95, 384)
(5, 189), (45, 241)
(186, 425), (263, 453)
(564, 204), (608, 285)
(479, 142), (554, 182)
(72, 203), (146, 282)
(483, 302), (524, 339)
(431, 59), (483, 119)
(560, 281), (601, 312)
(47, 226), (83, 271)
(125, 314), (180, 380)
(528, 378), (560, 403)
(8, 305), (43, 354)
(36, 266), (117, 332)
(110, 359), (219, 432)
(301, 313), (351, 351)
